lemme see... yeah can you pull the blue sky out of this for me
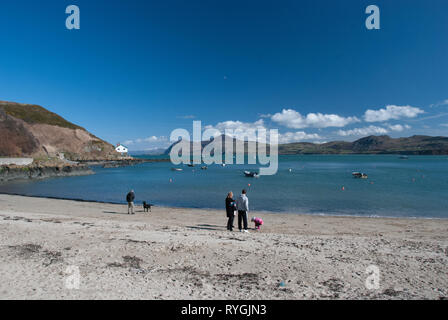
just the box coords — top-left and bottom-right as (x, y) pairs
(0, 0), (447, 150)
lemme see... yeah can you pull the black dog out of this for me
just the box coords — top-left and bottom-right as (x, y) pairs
(143, 201), (152, 212)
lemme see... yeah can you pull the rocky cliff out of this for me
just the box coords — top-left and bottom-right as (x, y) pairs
(0, 101), (120, 160)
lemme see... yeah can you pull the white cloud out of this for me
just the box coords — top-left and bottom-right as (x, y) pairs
(204, 119), (267, 141)
(337, 125), (389, 137)
(364, 105), (424, 122)
(271, 109), (360, 129)
(177, 115), (196, 119)
(429, 99), (448, 108)
(388, 124), (411, 132)
(124, 136), (168, 147)
(134, 136), (167, 143)
(204, 119), (266, 136)
(123, 140), (134, 145)
(145, 136), (166, 142)
(205, 120), (320, 143)
(278, 131), (322, 144)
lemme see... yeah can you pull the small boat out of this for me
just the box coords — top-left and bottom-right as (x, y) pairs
(244, 171), (259, 178)
(171, 168), (183, 171)
(352, 172), (368, 179)
(399, 156), (409, 160)
(201, 166), (208, 170)
(221, 164), (226, 167)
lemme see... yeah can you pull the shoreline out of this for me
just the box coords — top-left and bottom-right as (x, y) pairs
(78, 158), (170, 167)
(0, 191), (447, 221)
(0, 158), (170, 182)
(0, 164), (93, 182)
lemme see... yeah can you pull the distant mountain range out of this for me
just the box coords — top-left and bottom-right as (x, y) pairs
(164, 134), (448, 155)
(164, 135), (268, 156)
(0, 101), (120, 161)
(2, 100), (447, 162)
(278, 135), (448, 155)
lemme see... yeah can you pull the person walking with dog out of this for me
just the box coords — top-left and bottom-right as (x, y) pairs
(225, 192), (236, 231)
(236, 189), (249, 233)
(126, 189), (135, 214)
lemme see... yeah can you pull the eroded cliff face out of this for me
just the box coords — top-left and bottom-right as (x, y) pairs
(0, 101), (120, 160)
(0, 107), (40, 156)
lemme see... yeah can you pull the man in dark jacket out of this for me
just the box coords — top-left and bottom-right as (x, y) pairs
(126, 190), (135, 214)
(225, 192), (236, 231)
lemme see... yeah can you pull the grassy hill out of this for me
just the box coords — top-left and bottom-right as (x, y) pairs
(0, 101), (120, 160)
(1, 101), (83, 130)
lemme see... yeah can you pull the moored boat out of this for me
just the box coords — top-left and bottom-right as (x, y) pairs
(244, 171), (259, 178)
(352, 172), (368, 179)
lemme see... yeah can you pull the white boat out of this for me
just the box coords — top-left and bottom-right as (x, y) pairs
(171, 168), (183, 171)
(244, 171), (259, 178)
(352, 172), (368, 179)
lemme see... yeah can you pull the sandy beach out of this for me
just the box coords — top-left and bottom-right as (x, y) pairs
(0, 193), (447, 300)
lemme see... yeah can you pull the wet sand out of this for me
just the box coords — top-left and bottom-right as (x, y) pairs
(0, 194), (447, 299)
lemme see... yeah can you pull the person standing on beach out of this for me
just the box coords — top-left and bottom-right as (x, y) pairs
(236, 189), (249, 233)
(126, 190), (135, 215)
(225, 192), (237, 231)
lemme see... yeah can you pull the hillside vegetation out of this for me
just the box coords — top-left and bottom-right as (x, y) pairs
(1, 101), (83, 130)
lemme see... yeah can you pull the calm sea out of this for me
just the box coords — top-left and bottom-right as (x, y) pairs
(1, 155), (447, 218)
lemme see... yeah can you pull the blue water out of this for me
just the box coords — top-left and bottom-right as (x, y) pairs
(1, 155), (447, 218)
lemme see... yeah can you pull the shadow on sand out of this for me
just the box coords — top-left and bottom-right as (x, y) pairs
(103, 210), (150, 215)
(103, 211), (128, 215)
(186, 224), (226, 231)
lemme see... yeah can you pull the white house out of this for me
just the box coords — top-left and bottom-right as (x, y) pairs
(115, 144), (129, 155)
